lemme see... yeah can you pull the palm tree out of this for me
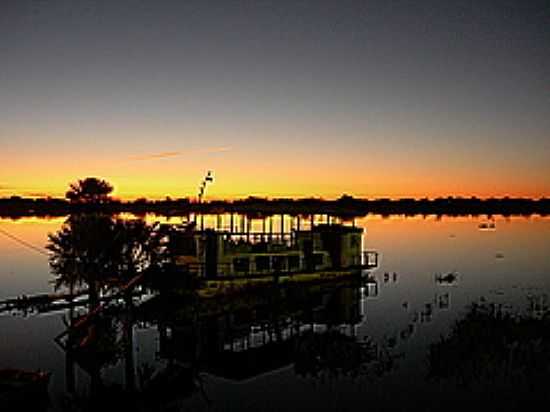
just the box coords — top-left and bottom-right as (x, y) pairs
(47, 214), (166, 307)
(47, 214), (116, 306)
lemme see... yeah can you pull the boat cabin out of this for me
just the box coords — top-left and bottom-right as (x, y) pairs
(164, 222), (376, 279)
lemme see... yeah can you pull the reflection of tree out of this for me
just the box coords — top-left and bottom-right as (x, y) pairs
(428, 302), (550, 389)
(294, 329), (398, 381)
(138, 362), (209, 409)
(70, 308), (124, 372)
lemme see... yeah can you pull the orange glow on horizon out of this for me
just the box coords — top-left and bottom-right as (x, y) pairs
(1, 143), (549, 201)
(1, 176), (549, 202)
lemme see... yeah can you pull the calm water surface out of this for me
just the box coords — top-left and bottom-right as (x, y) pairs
(1, 214), (549, 410)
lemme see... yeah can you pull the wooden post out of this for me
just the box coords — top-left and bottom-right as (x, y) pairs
(65, 308), (76, 394)
(124, 312), (136, 392)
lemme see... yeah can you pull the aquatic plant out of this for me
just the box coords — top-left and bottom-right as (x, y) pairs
(427, 301), (550, 389)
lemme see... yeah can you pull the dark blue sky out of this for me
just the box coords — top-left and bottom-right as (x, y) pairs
(1, 0), (549, 198)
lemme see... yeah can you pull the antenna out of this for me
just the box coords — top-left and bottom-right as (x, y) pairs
(198, 170), (214, 203)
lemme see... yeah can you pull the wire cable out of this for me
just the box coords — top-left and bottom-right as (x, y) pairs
(0, 227), (50, 256)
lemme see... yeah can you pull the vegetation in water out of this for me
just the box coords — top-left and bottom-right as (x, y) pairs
(427, 301), (550, 391)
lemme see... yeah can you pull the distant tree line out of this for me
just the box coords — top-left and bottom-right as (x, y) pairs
(0, 177), (549, 218)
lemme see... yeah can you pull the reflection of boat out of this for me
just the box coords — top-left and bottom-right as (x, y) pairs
(151, 279), (394, 383)
(0, 369), (51, 404)
(140, 363), (202, 405)
(53, 276), (390, 405)
(163, 222), (378, 298)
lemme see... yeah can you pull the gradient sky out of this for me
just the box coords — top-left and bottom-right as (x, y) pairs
(1, 0), (549, 199)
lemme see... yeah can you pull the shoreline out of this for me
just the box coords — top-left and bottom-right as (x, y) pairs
(1, 196), (549, 219)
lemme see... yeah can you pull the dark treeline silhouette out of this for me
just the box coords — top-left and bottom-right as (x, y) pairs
(1, 194), (550, 219)
(1, 177), (549, 218)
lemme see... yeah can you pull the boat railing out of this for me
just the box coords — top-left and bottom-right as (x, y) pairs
(220, 231), (295, 244)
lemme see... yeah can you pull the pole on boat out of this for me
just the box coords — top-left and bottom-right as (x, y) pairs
(197, 170), (214, 204)
(240, 214), (245, 240)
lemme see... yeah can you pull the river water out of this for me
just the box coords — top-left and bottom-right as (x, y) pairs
(1, 214), (549, 410)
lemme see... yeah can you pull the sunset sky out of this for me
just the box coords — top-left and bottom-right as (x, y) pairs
(1, 0), (549, 200)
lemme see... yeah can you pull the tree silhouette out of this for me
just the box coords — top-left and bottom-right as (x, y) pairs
(65, 177), (114, 204)
(47, 214), (167, 306)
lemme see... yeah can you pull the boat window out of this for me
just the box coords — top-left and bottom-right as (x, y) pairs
(255, 255), (270, 272)
(272, 255), (285, 272)
(288, 255), (300, 270)
(233, 257), (250, 272)
(313, 253), (324, 268)
(171, 233), (196, 255)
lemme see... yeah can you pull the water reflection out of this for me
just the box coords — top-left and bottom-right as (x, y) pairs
(54, 279), (399, 410)
(1, 214), (550, 410)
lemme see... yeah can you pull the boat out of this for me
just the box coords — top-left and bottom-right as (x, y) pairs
(0, 369), (51, 404)
(161, 221), (378, 298)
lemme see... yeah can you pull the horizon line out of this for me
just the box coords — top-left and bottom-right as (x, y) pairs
(1, 193), (548, 202)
